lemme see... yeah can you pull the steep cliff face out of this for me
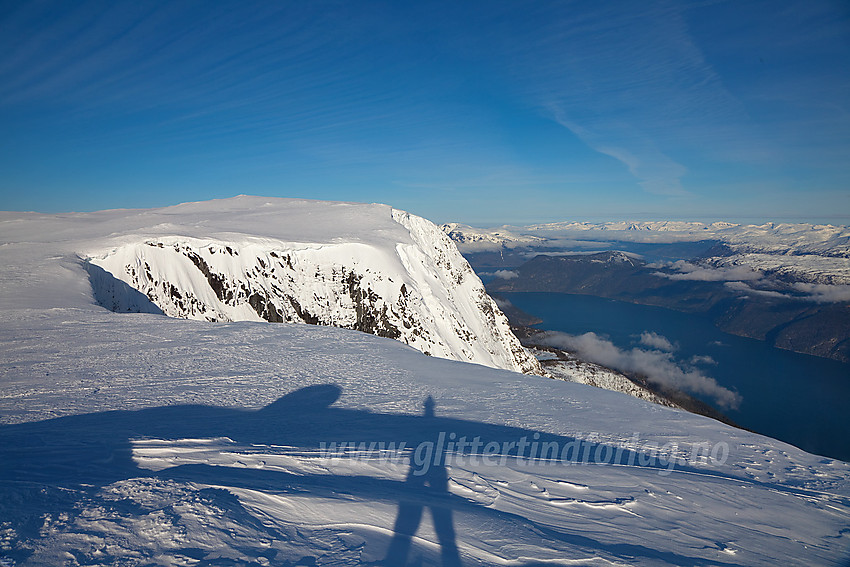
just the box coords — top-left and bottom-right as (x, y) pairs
(85, 198), (542, 375)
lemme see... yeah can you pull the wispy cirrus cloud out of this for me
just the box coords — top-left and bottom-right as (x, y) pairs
(550, 114), (690, 196)
(492, 1), (762, 197)
(1, 0), (848, 220)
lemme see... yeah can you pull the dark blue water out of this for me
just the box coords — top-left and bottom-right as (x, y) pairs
(501, 292), (850, 462)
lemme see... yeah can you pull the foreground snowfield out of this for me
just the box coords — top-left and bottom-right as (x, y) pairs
(1, 199), (849, 566)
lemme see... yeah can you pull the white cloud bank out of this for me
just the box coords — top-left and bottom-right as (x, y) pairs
(689, 355), (717, 366)
(723, 281), (788, 299)
(534, 331), (741, 410)
(656, 261), (850, 303)
(493, 270), (519, 280)
(637, 331), (676, 352)
(655, 260), (762, 282)
(791, 283), (850, 303)
(723, 280), (850, 303)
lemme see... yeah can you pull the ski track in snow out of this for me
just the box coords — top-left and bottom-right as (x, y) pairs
(0, 197), (849, 566)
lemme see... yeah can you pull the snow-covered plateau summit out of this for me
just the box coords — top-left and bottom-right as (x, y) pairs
(57, 196), (541, 375)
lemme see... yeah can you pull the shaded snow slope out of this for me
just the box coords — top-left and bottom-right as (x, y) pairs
(12, 196), (539, 374)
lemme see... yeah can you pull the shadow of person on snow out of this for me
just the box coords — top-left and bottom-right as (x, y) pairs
(383, 396), (461, 566)
(0, 384), (743, 567)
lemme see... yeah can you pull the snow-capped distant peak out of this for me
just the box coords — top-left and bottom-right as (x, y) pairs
(439, 223), (545, 251)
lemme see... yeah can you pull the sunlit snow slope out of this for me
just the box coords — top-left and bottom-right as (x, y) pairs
(0, 197), (848, 566)
(79, 196), (540, 374)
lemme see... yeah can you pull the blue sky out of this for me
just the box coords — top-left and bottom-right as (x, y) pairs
(1, 0), (848, 225)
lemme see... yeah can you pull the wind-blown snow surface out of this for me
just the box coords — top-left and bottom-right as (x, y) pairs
(1, 198), (849, 566)
(51, 197), (539, 375)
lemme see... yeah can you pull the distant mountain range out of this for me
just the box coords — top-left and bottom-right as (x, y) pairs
(443, 221), (850, 363)
(443, 220), (850, 284)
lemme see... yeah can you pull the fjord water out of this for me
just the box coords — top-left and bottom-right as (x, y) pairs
(501, 292), (850, 462)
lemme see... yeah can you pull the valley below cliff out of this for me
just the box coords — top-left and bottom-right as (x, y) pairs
(486, 251), (850, 363)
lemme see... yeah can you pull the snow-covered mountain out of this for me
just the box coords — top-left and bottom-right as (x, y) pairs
(75, 197), (540, 375)
(440, 222), (546, 249)
(502, 220), (850, 256)
(1, 198), (849, 565)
